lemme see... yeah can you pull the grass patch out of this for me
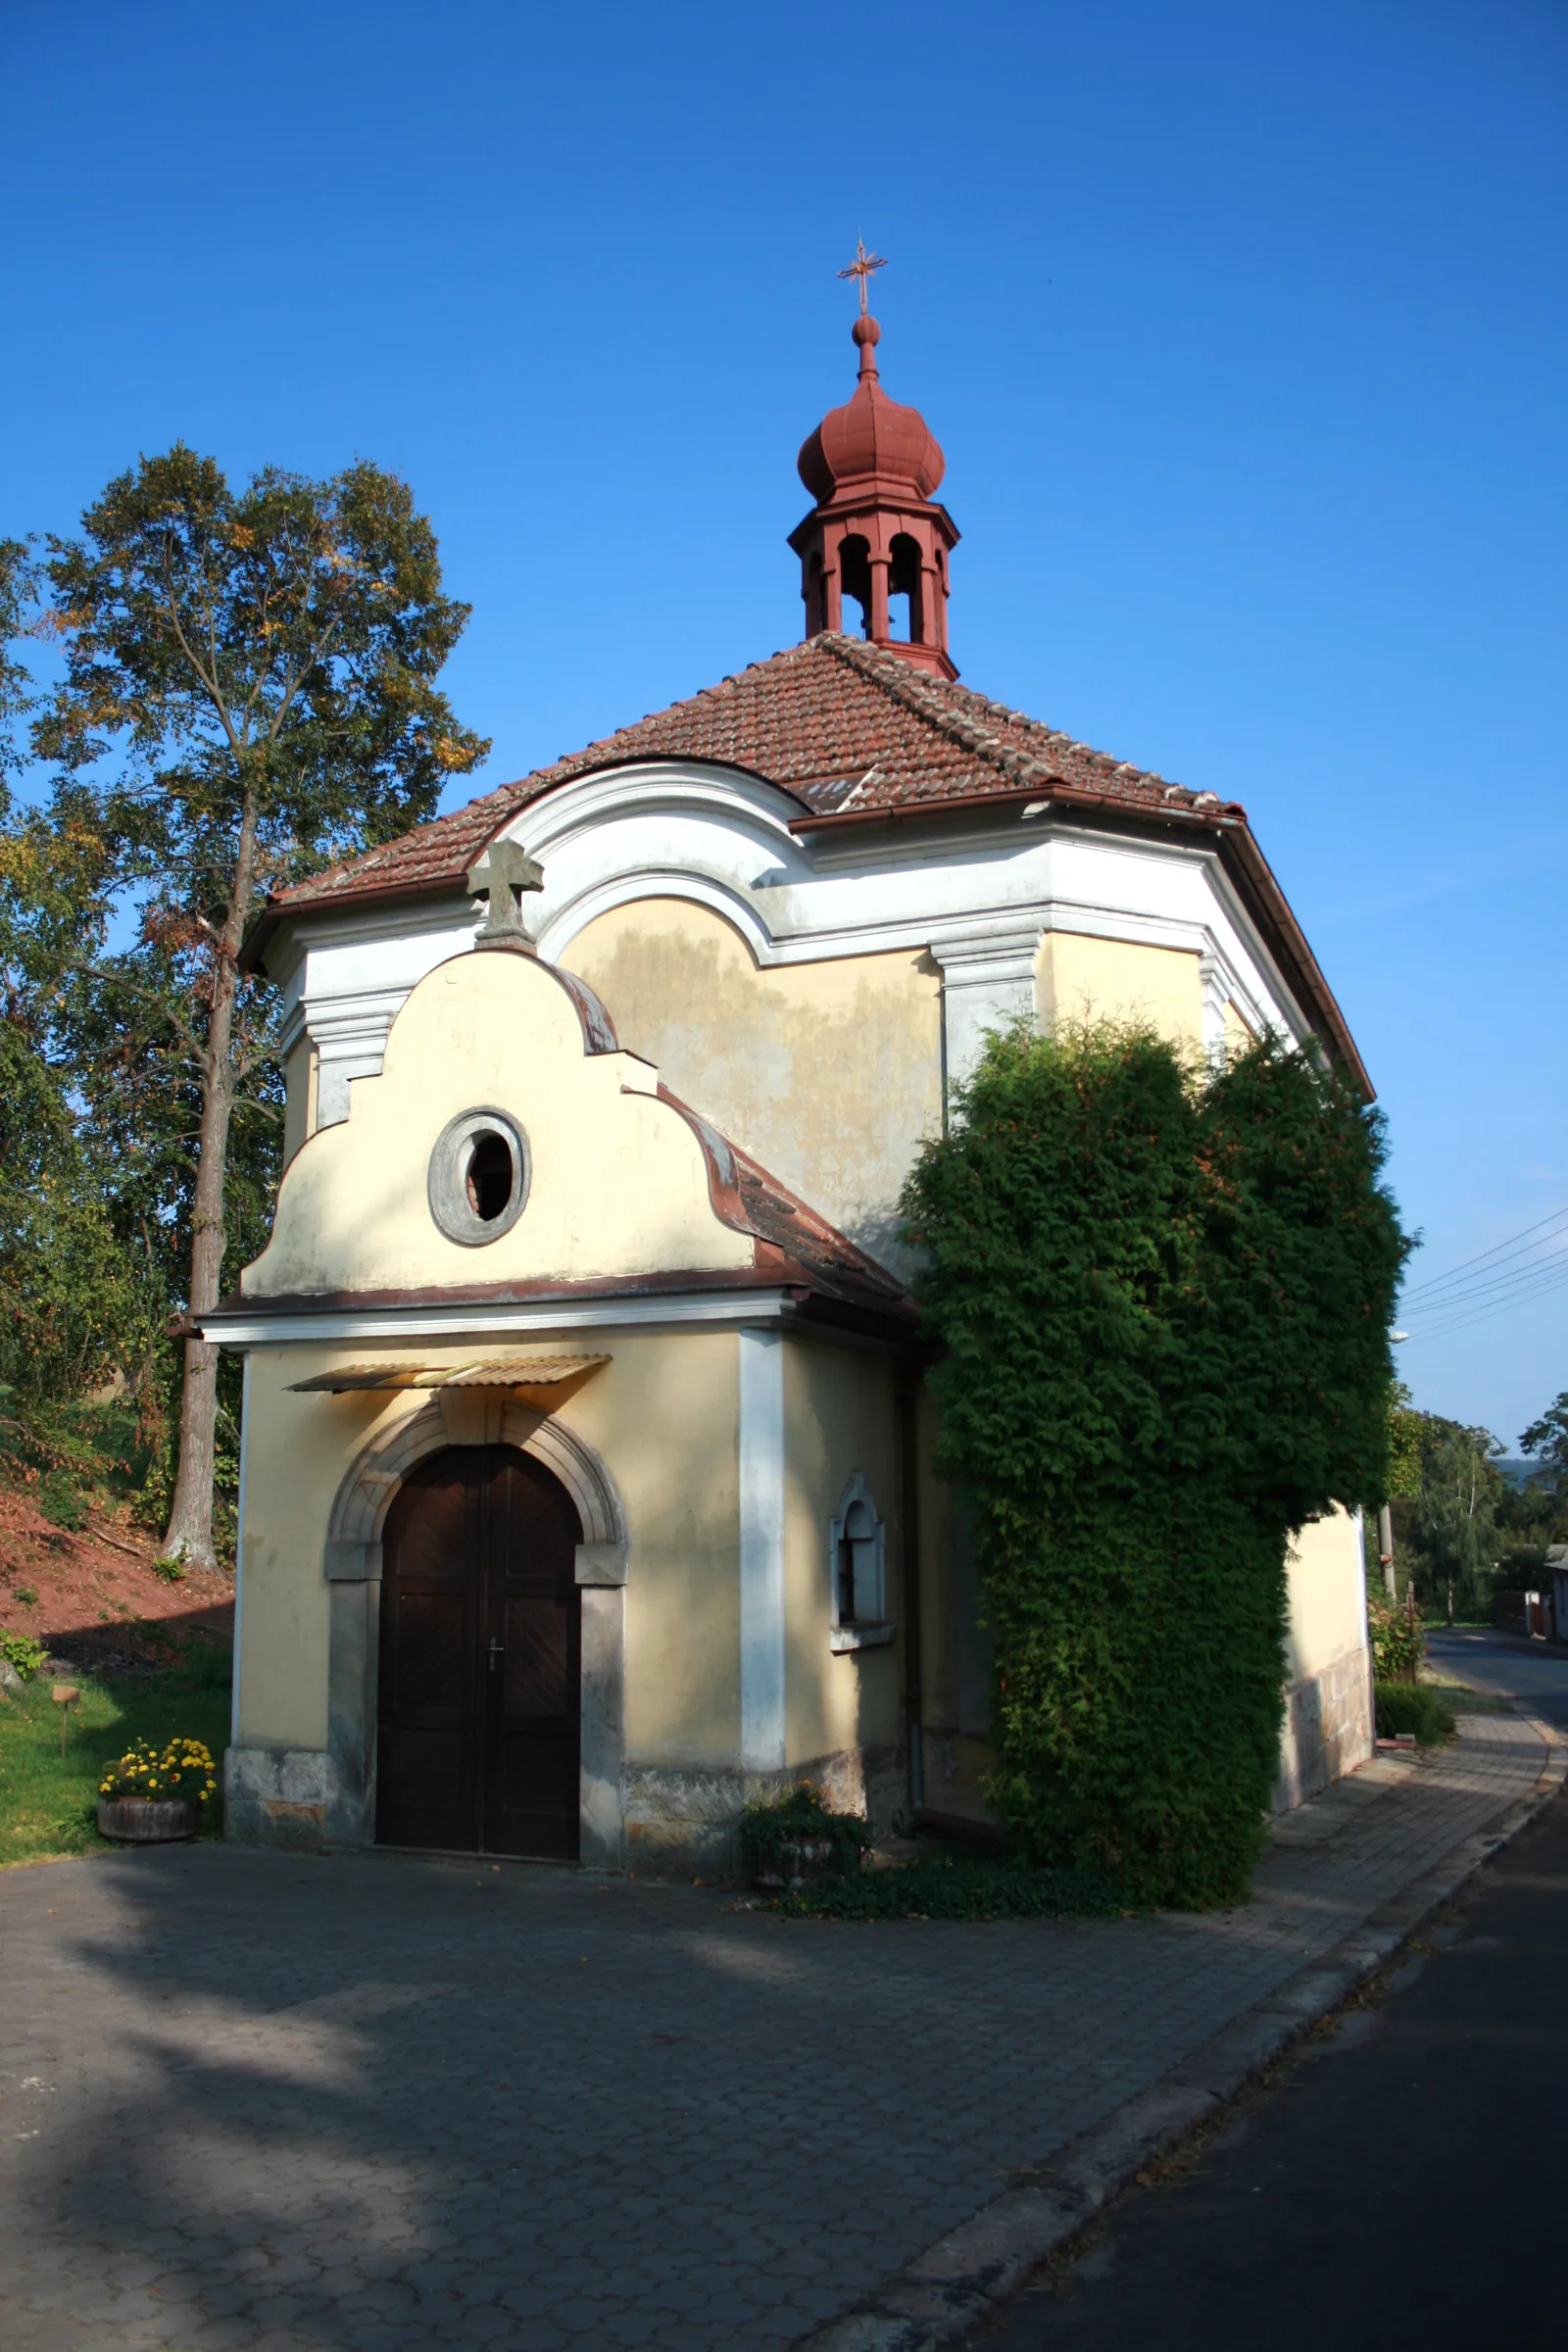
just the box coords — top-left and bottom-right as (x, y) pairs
(769, 1853), (1123, 1922)
(1421, 1673), (1514, 1716)
(1374, 1680), (1456, 1746)
(0, 1642), (230, 1865)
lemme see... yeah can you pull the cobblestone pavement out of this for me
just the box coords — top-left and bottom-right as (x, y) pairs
(0, 1715), (1548, 2352)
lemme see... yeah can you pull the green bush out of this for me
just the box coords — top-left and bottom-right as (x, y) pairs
(1374, 1681), (1455, 1745)
(0, 1630), (49, 1681)
(738, 1781), (870, 1879)
(771, 1852), (1119, 1921)
(1367, 1590), (1425, 1683)
(902, 1021), (1407, 1911)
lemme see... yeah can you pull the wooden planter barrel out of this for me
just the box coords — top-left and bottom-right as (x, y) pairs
(97, 1797), (195, 1843)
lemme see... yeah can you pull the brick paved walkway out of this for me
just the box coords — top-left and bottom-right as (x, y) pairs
(0, 1713), (1549, 2352)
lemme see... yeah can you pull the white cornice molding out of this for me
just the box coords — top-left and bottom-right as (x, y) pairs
(926, 922), (1043, 984)
(199, 1289), (800, 1348)
(270, 762), (1320, 1122)
(275, 888), (478, 961)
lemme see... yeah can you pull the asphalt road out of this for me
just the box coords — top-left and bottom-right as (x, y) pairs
(1427, 1625), (1568, 1729)
(981, 1633), (1568, 2352)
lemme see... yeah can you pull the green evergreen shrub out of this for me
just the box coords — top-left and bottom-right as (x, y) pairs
(771, 1852), (1119, 1921)
(737, 1781), (871, 1879)
(902, 1021), (1407, 1910)
(1373, 1682), (1455, 1745)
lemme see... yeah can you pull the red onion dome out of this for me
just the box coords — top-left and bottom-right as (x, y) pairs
(797, 317), (946, 505)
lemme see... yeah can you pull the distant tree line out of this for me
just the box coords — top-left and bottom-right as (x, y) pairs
(1383, 1384), (1568, 1621)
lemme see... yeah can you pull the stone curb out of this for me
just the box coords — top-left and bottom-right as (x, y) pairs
(796, 1722), (1568, 2352)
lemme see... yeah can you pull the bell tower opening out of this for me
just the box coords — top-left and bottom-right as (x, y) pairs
(889, 532), (924, 646)
(839, 535), (872, 638)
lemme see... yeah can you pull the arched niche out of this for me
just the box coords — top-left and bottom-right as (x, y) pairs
(323, 1396), (628, 1587)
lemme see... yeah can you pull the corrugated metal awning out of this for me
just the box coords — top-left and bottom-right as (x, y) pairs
(287, 1355), (611, 1394)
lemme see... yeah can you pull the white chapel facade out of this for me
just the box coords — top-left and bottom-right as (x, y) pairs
(206, 310), (1375, 1866)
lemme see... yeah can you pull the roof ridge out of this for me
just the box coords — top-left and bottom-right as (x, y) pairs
(469, 637), (827, 809)
(819, 633), (1080, 797)
(817, 632), (1196, 804)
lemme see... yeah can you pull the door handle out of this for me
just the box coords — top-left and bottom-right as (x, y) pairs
(487, 1638), (505, 1672)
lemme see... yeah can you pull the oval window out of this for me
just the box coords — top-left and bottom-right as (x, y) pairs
(427, 1107), (530, 1246)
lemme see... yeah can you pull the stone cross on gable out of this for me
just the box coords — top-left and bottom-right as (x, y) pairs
(466, 837), (545, 951)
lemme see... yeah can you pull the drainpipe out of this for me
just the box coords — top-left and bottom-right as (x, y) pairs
(898, 1366), (925, 1821)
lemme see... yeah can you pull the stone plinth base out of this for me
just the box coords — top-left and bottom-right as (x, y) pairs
(224, 1740), (906, 1877)
(1274, 1644), (1374, 1812)
(225, 1746), (336, 1851)
(623, 1745), (905, 1880)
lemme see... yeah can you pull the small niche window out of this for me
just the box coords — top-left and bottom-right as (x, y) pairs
(427, 1106), (530, 1247)
(828, 1473), (894, 1653)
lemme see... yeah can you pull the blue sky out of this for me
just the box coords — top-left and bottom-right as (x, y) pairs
(3, 0), (1564, 1441)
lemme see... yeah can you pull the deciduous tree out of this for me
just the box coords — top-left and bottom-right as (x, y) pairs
(29, 448), (487, 1565)
(1520, 1392), (1568, 1499)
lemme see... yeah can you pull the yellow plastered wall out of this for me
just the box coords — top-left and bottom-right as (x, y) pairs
(1223, 999), (1258, 1057)
(578, 1332), (742, 1766)
(1283, 1505), (1368, 1685)
(564, 899), (943, 1258)
(245, 949), (753, 1297)
(781, 1338), (904, 1765)
(233, 1331), (743, 1762)
(234, 1346), (363, 1750)
(1036, 932), (1203, 1053)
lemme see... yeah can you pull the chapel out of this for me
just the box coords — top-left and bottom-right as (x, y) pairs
(207, 298), (1375, 1869)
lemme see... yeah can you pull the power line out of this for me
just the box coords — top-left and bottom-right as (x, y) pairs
(1404, 1200), (1568, 1292)
(1398, 1244), (1568, 1320)
(1402, 1202), (1568, 1301)
(1400, 1254), (1568, 1347)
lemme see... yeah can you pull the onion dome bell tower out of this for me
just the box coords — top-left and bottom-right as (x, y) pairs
(790, 306), (960, 678)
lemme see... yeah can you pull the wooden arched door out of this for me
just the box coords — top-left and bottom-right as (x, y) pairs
(376, 1445), (583, 1858)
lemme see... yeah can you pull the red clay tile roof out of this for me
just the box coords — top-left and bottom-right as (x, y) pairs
(251, 631), (1367, 1093)
(263, 632), (1238, 918)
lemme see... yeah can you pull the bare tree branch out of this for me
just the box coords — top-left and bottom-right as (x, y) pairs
(65, 953), (211, 1076)
(160, 535), (240, 753)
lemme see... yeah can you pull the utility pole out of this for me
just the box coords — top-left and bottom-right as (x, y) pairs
(1381, 1331), (1408, 1601)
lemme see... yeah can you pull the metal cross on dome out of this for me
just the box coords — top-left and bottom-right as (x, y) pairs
(837, 237), (887, 316)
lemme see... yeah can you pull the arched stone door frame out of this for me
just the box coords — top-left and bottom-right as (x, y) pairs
(321, 1398), (629, 1868)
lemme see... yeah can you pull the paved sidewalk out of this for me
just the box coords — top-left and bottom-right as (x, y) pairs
(0, 1713), (1554, 2352)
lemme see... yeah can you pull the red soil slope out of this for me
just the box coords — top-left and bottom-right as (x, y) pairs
(0, 1483), (233, 1670)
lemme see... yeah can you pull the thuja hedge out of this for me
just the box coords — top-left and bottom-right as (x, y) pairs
(901, 1022), (1408, 1910)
